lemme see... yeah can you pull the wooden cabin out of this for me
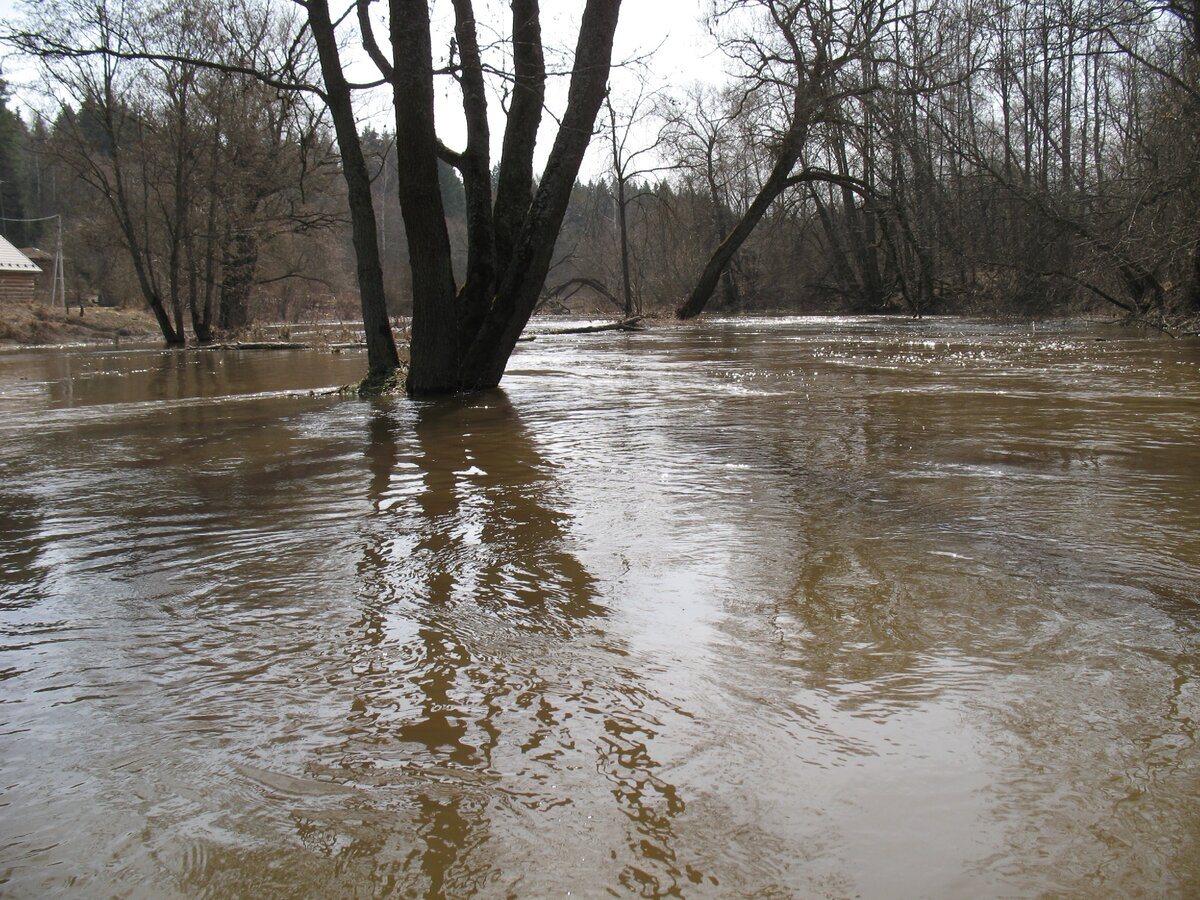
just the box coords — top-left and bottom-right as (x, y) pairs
(19, 247), (56, 302)
(0, 235), (42, 304)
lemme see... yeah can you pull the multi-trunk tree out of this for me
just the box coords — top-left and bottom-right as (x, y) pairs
(294, 0), (623, 393)
(353, 0), (624, 394)
(262, 0), (625, 392)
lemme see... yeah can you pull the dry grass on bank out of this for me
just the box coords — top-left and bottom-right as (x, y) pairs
(0, 302), (162, 346)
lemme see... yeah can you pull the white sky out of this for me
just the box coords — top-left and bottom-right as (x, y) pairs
(0, 0), (727, 178)
(356, 0), (727, 178)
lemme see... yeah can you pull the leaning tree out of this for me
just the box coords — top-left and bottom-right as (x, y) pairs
(674, 0), (920, 320)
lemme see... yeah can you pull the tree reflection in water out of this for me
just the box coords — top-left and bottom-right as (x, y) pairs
(3, 326), (1198, 897)
(339, 393), (701, 896)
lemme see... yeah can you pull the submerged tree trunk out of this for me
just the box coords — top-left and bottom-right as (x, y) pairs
(456, 0), (622, 392)
(307, 0), (400, 379)
(391, 0), (462, 396)
(192, 130), (221, 342)
(382, 0), (621, 396)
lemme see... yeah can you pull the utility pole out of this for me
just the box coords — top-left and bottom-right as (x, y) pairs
(53, 214), (66, 310)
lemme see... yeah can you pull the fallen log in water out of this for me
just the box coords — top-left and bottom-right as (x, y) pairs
(185, 341), (311, 351)
(187, 340), (367, 352)
(227, 341), (313, 350)
(546, 316), (645, 335)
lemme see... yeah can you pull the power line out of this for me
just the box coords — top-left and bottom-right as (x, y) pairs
(0, 214), (66, 223)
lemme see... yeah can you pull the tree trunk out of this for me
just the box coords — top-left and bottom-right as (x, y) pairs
(456, 0), (622, 391)
(218, 224), (257, 331)
(616, 171), (634, 318)
(492, 0), (545, 276)
(449, 0), (497, 332)
(391, 0), (461, 395)
(186, 226), (208, 341)
(308, 0), (400, 378)
(381, 0), (619, 395)
(99, 69), (183, 345)
(677, 145), (800, 319)
(192, 127), (221, 343)
(605, 96), (636, 318)
(169, 88), (190, 342)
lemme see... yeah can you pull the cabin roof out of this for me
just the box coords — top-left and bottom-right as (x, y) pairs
(0, 235), (42, 273)
(19, 246), (54, 263)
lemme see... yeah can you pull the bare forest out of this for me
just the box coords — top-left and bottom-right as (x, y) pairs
(2, 0), (1198, 392)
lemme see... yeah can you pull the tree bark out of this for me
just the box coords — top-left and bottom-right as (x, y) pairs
(391, 0), (461, 395)
(456, 0), (622, 391)
(677, 145), (800, 319)
(449, 0), (497, 332)
(492, 0), (545, 276)
(307, 0), (400, 378)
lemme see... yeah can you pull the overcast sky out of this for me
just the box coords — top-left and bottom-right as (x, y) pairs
(0, 0), (726, 176)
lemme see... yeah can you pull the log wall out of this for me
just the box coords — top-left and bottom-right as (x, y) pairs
(0, 272), (39, 304)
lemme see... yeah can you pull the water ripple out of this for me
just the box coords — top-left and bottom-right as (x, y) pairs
(1, 320), (1198, 897)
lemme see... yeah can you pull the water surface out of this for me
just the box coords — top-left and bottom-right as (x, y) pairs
(2, 318), (1198, 897)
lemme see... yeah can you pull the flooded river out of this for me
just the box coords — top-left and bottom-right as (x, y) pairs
(1, 317), (1198, 898)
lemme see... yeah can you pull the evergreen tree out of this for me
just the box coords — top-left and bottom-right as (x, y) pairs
(0, 78), (32, 246)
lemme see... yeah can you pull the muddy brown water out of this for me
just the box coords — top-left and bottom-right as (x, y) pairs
(1, 318), (1198, 898)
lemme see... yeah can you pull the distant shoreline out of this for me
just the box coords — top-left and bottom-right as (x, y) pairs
(3, 304), (1194, 351)
(0, 301), (162, 347)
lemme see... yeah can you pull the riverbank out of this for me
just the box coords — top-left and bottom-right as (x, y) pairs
(0, 301), (162, 346)
(4, 302), (1196, 352)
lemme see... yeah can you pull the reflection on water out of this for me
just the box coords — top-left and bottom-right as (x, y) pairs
(1, 319), (1198, 897)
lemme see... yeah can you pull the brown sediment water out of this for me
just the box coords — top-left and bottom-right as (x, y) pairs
(1, 317), (1198, 897)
